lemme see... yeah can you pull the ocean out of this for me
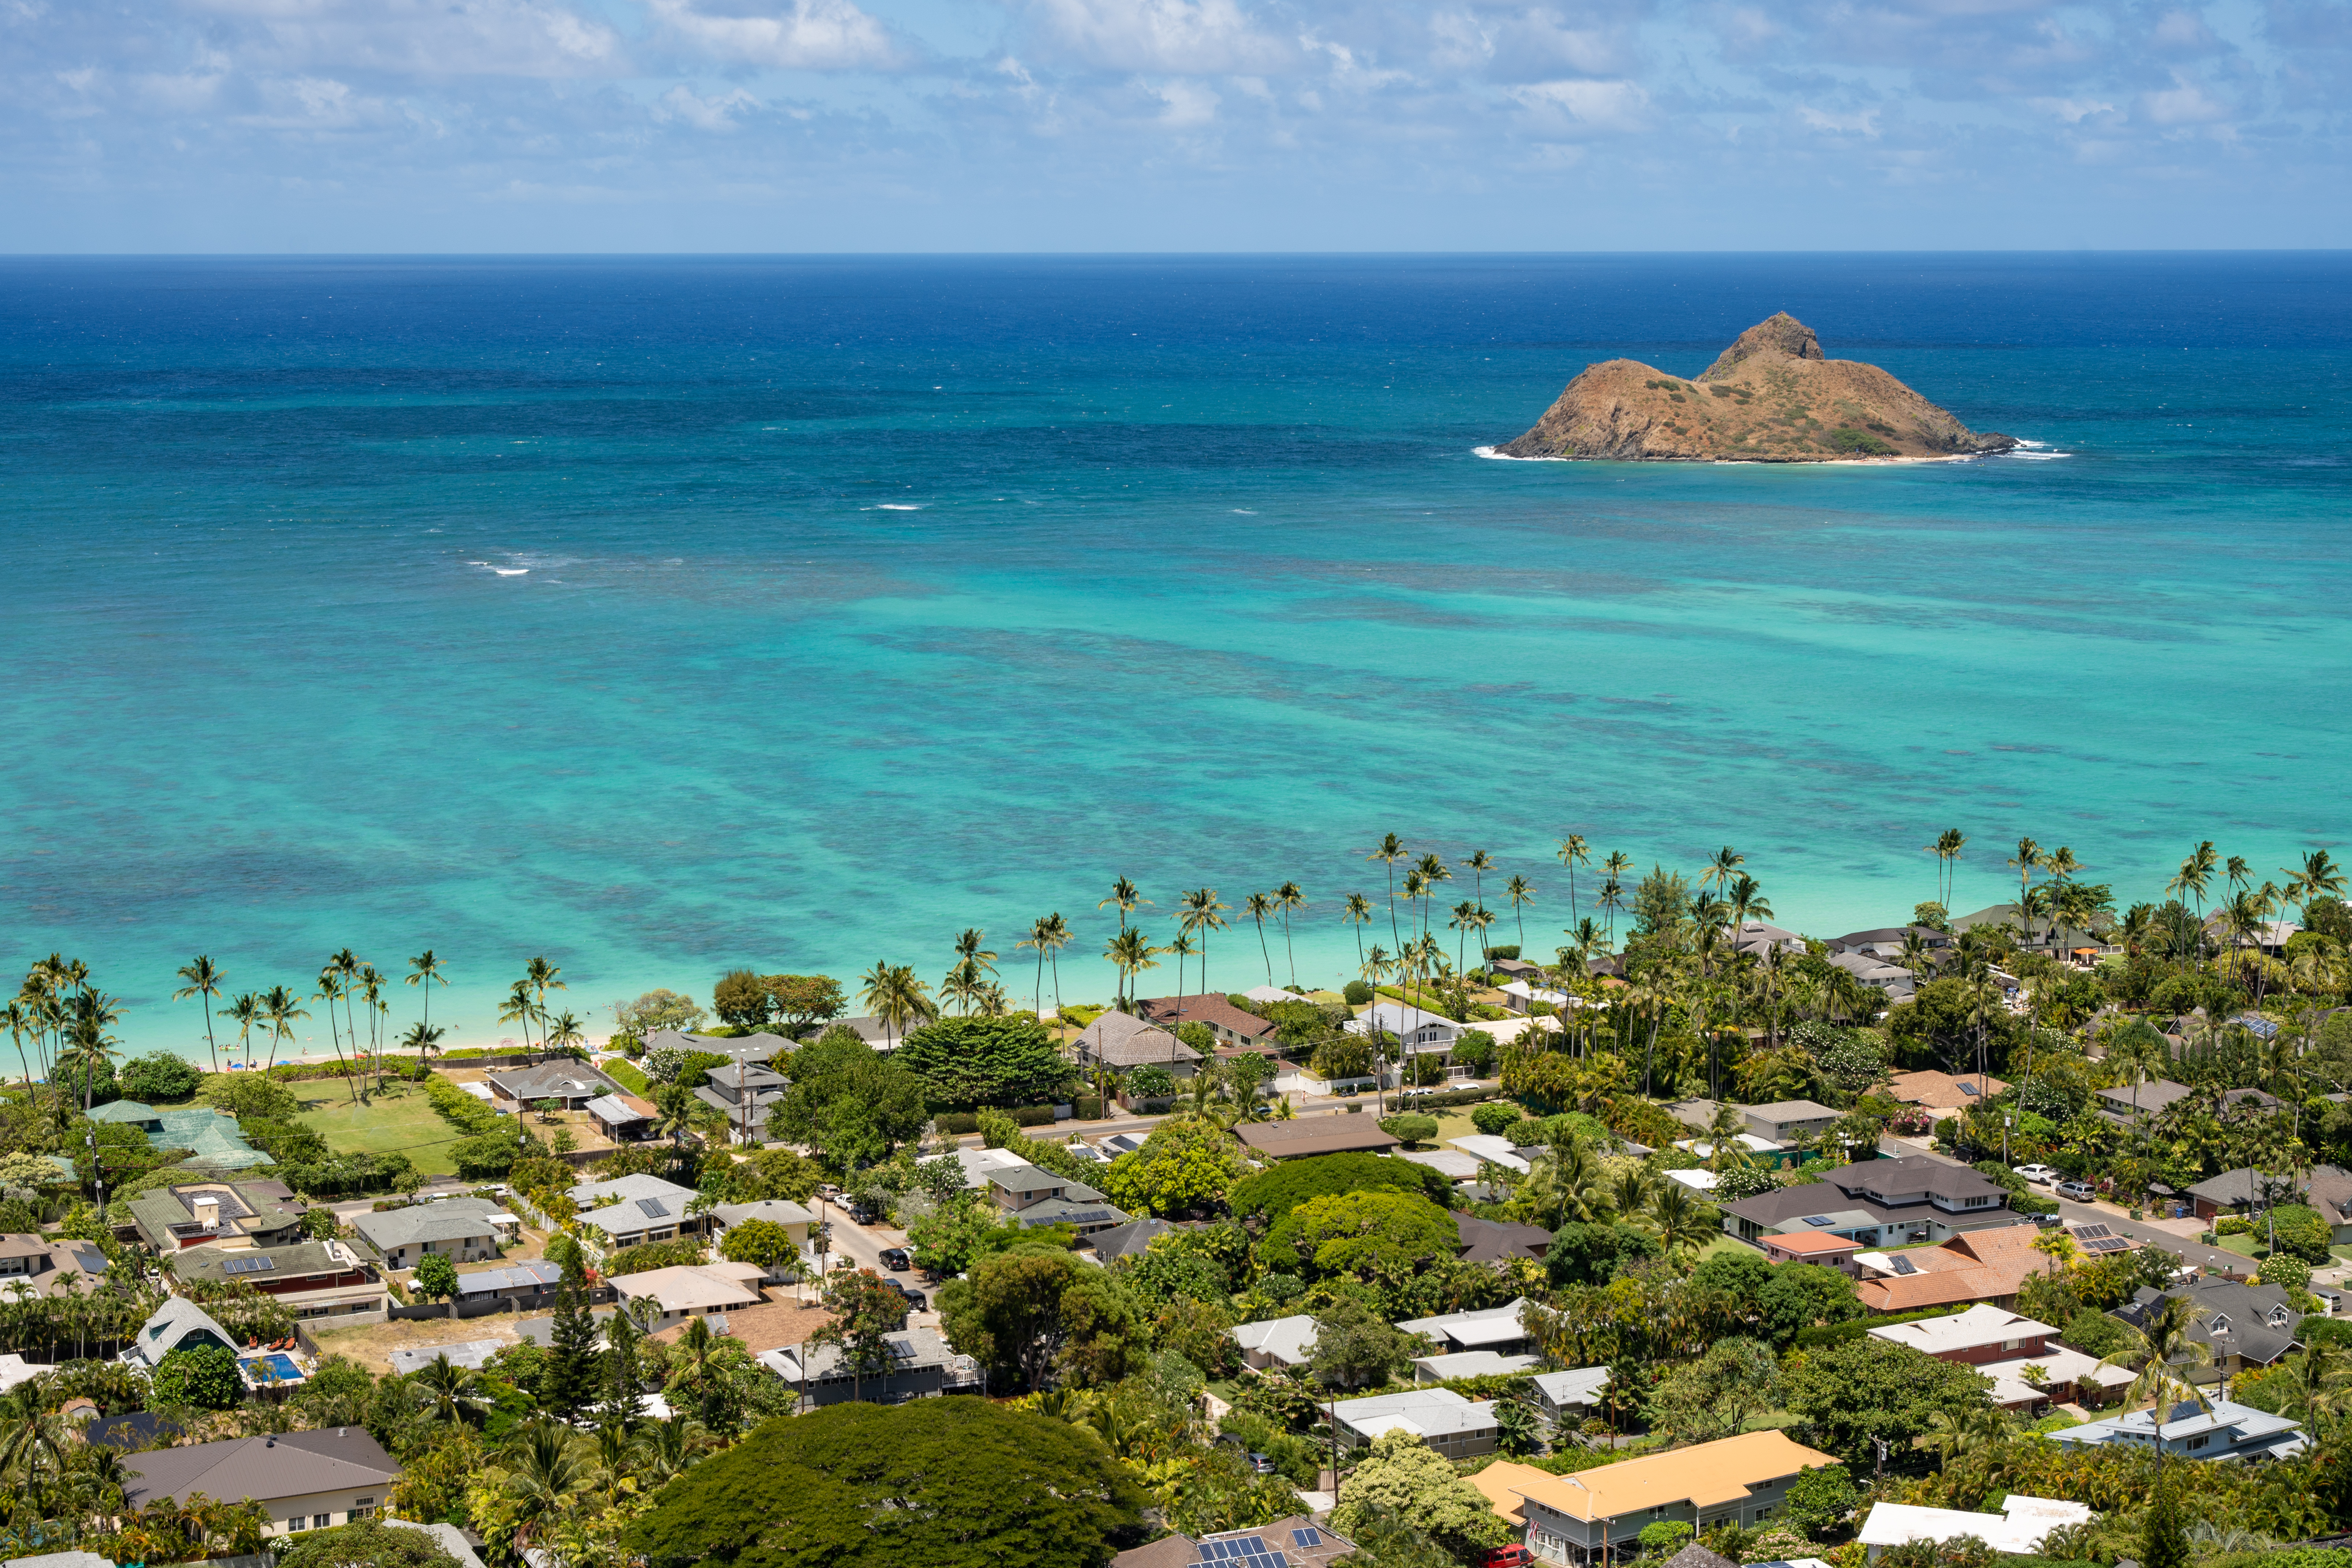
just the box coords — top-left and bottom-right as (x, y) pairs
(3, 253), (2348, 1058)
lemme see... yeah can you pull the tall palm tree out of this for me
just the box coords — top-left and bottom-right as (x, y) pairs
(401, 1020), (446, 1074)
(526, 957), (566, 1049)
(2101, 1292), (2215, 1457)
(223, 992), (263, 1071)
(1725, 874), (1767, 947)
(1414, 854), (1451, 948)
(173, 957), (227, 1074)
(317, 963), (359, 1100)
(1341, 892), (1374, 970)
(1104, 928), (1156, 1009)
(546, 1011), (586, 1054)
(1447, 900), (1478, 974)
(410, 1352), (495, 1425)
(1017, 916), (1056, 1014)
(1040, 913), (1072, 1015)
(2169, 843), (2218, 960)
(1598, 875), (1627, 943)
(1244, 892), (1278, 985)
(331, 947), (364, 1072)
(1465, 850), (1495, 915)
(1098, 877), (1149, 933)
(1164, 933), (1197, 1019)
(358, 963), (389, 1088)
(1178, 889), (1229, 1005)
(259, 984), (309, 1069)
(941, 957), (986, 1017)
(2, 1000), (34, 1096)
(2285, 850), (2348, 920)
(953, 928), (999, 987)
(499, 981), (539, 1055)
(1645, 1180), (1717, 1263)
(406, 949), (448, 1039)
(1275, 881), (1307, 985)
(1556, 837), (1588, 925)
(859, 962), (935, 1048)
(1400, 869), (1429, 966)
(1704, 845), (1745, 895)
(2009, 837), (2044, 944)
(1504, 876), (1534, 952)
(1926, 828), (1966, 910)
(1368, 833), (1409, 975)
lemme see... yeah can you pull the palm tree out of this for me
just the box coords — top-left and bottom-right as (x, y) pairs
(1275, 882), (1307, 985)
(1245, 892), (1278, 985)
(2169, 842), (2218, 956)
(1414, 854), (1451, 948)
(406, 949), (448, 1039)
(2101, 1292), (2215, 1457)
(1927, 828), (1966, 910)
(2, 1000), (33, 1096)
(2008, 837), (2044, 945)
(859, 962), (935, 1048)
(2285, 850), (2348, 920)
(1725, 873), (1768, 947)
(546, 1011), (585, 1054)
(260, 984), (309, 1068)
(526, 957), (566, 1049)
(1040, 913), (1072, 1015)
(1466, 850), (1495, 913)
(1178, 889), (1229, 1004)
(1099, 877), (1149, 933)
(941, 957), (986, 1017)
(499, 981), (539, 1055)
(401, 1020), (446, 1074)
(410, 1353), (494, 1425)
(317, 964), (358, 1101)
(1368, 833), (1409, 974)
(223, 992), (263, 1071)
(172, 957), (227, 1075)
(1504, 876), (1534, 952)
(1400, 869), (1428, 967)
(1017, 917), (1056, 1014)
(1644, 1182), (1717, 1262)
(953, 928), (999, 988)
(1342, 892), (1375, 970)
(1164, 933), (1197, 1019)
(1598, 876), (1627, 943)
(1704, 845), (1745, 895)
(358, 963), (389, 1089)
(332, 947), (365, 1072)
(1447, 900), (1478, 974)
(1556, 836), (1588, 925)
(1104, 928), (1156, 1009)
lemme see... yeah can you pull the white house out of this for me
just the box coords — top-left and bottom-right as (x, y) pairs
(1859, 1497), (2094, 1561)
(1233, 1313), (1318, 1371)
(2048, 1397), (2308, 1461)
(1347, 1002), (1461, 1056)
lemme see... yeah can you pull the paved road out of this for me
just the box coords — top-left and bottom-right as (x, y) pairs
(2050, 1198), (2256, 1278)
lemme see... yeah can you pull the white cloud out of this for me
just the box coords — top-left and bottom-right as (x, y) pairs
(2141, 70), (2228, 121)
(1028, 0), (1295, 74)
(1798, 102), (1882, 135)
(1509, 76), (1650, 132)
(1151, 75), (1220, 122)
(184, 0), (624, 77)
(647, 0), (901, 69)
(657, 83), (760, 127)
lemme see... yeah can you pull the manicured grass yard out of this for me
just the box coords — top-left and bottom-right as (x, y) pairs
(2214, 1233), (2267, 1260)
(296, 1084), (467, 1177)
(600, 1058), (651, 1095)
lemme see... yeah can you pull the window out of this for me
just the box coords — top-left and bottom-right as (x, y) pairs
(2003, 1339), (2020, 1351)
(314, 1514), (332, 1530)
(287, 1519), (304, 1534)
(2187, 1435), (2210, 1451)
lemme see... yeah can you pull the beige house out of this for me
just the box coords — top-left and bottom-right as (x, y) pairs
(122, 1429), (403, 1541)
(611, 1262), (766, 1329)
(1474, 1430), (1840, 1565)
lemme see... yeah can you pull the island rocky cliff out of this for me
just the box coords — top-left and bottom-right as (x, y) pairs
(1495, 313), (2017, 462)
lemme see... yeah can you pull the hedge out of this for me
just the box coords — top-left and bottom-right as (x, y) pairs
(1074, 1095), (1105, 1120)
(933, 1113), (980, 1136)
(1010, 1106), (1058, 1127)
(424, 1077), (506, 1136)
(1394, 1086), (1499, 1111)
(1792, 1302), (1967, 1349)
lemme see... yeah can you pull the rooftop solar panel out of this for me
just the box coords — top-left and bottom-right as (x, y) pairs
(1889, 1256), (1917, 1275)
(221, 1255), (275, 1275)
(1293, 1527), (1323, 1547)
(636, 1198), (668, 1218)
(2073, 1224), (2113, 1239)
(1800, 1215), (1834, 1227)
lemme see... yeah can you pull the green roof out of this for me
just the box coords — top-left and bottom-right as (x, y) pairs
(152, 1107), (273, 1170)
(87, 1100), (165, 1125)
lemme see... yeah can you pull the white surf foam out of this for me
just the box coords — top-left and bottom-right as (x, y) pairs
(1474, 445), (1567, 461)
(875, 504), (924, 510)
(494, 568), (529, 576)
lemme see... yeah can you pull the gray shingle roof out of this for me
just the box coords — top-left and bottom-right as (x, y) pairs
(351, 1197), (506, 1252)
(122, 1427), (400, 1510)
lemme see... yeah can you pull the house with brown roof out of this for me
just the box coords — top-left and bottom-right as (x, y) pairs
(1474, 1430), (1840, 1564)
(1886, 1070), (2007, 1115)
(1137, 994), (1282, 1050)
(1853, 1223), (2050, 1313)
(1075, 1010), (1202, 1076)
(1233, 1118), (1401, 1161)
(122, 1427), (402, 1540)
(0, 1235), (110, 1299)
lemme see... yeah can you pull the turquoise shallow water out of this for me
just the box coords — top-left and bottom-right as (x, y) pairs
(3, 254), (2349, 1054)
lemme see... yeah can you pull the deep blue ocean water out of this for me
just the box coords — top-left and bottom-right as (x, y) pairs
(4, 254), (2349, 1056)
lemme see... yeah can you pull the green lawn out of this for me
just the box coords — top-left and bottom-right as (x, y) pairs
(601, 1059), (650, 1095)
(2214, 1233), (2266, 1260)
(296, 1086), (467, 1176)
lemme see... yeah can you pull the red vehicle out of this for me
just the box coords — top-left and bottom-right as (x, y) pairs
(1480, 1549), (1534, 1568)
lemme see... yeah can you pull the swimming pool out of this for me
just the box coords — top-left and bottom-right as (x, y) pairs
(242, 1352), (303, 1383)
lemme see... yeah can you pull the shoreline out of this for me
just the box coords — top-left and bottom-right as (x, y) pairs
(1472, 444), (1993, 465)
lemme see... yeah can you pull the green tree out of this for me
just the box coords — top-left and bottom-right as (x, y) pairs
(771, 1033), (930, 1172)
(1779, 1337), (1993, 1469)
(1330, 1429), (1512, 1561)
(1099, 1118), (1250, 1219)
(541, 1256), (603, 1418)
(766, 975), (846, 1032)
(807, 1269), (910, 1403)
(907, 1194), (1029, 1277)
(118, 1051), (203, 1100)
(1757, 1262), (1865, 1344)
(1648, 1337), (1779, 1445)
(937, 1247), (1148, 1392)
(896, 1015), (1071, 1108)
(712, 969), (774, 1031)
(1227, 1150), (1452, 1226)
(1309, 1294), (1433, 1389)
(622, 1398), (1147, 1568)
(412, 1251), (460, 1304)
(1266, 1190), (1458, 1281)
(720, 1218), (800, 1273)
(1781, 1462), (1858, 1540)
(153, 1344), (243, 1410)
(1544, 1221), (1657, 1288)
(276, 1518), (465, 1568)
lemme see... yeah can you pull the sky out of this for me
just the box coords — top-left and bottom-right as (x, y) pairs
(5, 0), (2349, 251)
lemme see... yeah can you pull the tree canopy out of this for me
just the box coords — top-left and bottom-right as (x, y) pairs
(1098, 1118), (1251, 1218)
(1330, 1429), (1512, 1561)
(622, 1397), (1147, 1568)
(770, 1032), (930, 1171)
(895, 1015), (1074, 1108)
(1226, 1150), (1452, 1225)
(1779, 1336), (1993, 1468)
(1264, 1190), (1458, 1281)
(936, 1245), (1148, 1391)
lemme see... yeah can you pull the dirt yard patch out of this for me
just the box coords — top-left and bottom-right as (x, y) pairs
(310, 1312), (547, 1375)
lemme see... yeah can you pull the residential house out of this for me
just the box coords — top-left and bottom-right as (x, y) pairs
(0, 1235), (109, 1299)
(1137, 995), (1283, 1051)
(565, 1174), (706, 1255)
(1111, 1517), (1356, 1568)
(980, 1160), (1128, 1237)
(639, 1029), (796, 1064)
(119, 1297), (240, 1371)
(484, 1063), (618, 1112)
(584, 1093), (659, 1142)
(1397, 1299), (1535, 1357)
(1346, 1002), (1463, 1060)
(1233, 1314), (1318, 1371)
(85, 1100), (274, 1172)
(1086, 1216), (1191, 1265)
(1452, 1213), (1552, 1264)
(172, 1240), (385, 1322)
(1474, 1430), (1841, 1565)
(1720, 1156), (2015, 1249)
(1489, 959), (1545, 985)
(1397, 1149), (1488, 1184)
(1729, 921), (1807, 959)
(2114, 1278), (2302, 1377)
(1825, 951), (1916, 1002)
(121, 1427), (403, 1540)
(1761, 1232), (1864, 1274)
(1949, 903), (2112, 957)
(1530, 1367), (1612, 1426)
(1851, 1224), (2054, 1312)
(2092, 1080), (2278, 1131)
(707, 1198), (818, 1272)
(2050, 1397), (2307, 1460)
(1739, 1101), (1841, 1143)
(2184, 1167), (2312, 1223)
(1869, 1303), (2057, 1366)
(1858, 1497), (2094, 1561)
(449, 1261), (564, 1310)
(611, 1262), (766, 1328)
(1332, 1388), (1499, 1459)
(1449, 1135), (1534, 1175)
(1075, 1011), (1203, 1077)
(2301, 1165), (2352, 1244)
(1885, 1071), (2007, 1117)
(1499, 980), (1577, 1016)
(1233, 1119), (1401, 1161)
(921, 1144), (1035, 1190)
(1413, 1351), (1541, 1382)
(126, 1179), (308, 1253)
(1826, 927), (1954, 961)
(693, 1062), (789, 1144)
(1241, 985), (1316, 1008)
(351, 1197), (515, 1271)
(758, 1324), (981, 1408)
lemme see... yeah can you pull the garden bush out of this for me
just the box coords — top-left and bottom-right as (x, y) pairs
(2215, 1215), (2252, 1236)
(932, 1113), (980, 1136)
(1470, 1101), (1524, 1137)
(1011, 1106), (1058, 1127)
(1343, 981), (1373, 1005)
(2271, 1204), (2334, 1265)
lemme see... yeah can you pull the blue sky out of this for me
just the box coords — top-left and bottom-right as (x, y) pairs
(7, 0), (2348, 249)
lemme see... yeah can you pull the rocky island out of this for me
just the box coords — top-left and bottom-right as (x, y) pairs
(1493, 313), (2018, 462)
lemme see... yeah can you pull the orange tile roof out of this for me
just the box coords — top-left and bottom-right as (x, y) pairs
(1470, 1460), (1549, 1527)
(1767, 1232), (1862, 1256)
(1498, 1431), (1838, 1524)
(1857, 1268), (1996, 1313)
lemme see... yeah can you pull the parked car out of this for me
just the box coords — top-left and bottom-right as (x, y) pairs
(850, 1203), (882, 1225)
(2013, 1164), (2059, 1185)
(898, 1287), (928, 1311)
(2056, 1179), (2096, 1201)
(879, 1247), (912, 1272)
(1247, 1452), (1275, 1475)
(1480, 1550), (1534, 1568)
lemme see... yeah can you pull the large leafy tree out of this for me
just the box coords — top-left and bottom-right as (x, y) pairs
(624, 1398), (1146, 1568)
(1310, 1295), (1433, 1389)
(1099, 1118), (1251, 1218)
(895, 1015), (1074, 1108)
(1264, 1191), (1458, 1281)
(1779, 1337), (1993, 1468)
(770, 1032), (929, 1171)
(937, 1246), (1148, 1391)
(153, 1344), (243, 1410)
(277, 1519), (464, 1568)
(1226, 1149), (1451, 1225)
(1330, 1429), (1512, 1561)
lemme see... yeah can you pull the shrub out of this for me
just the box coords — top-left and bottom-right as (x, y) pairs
(2259, 1253), (2313, 1291)
(2215, 1215), (2252, 1236)
(1343, 981), (1373, 1005)
(605, 1238), (708, 1275)
(153, 1344), (243, 1410)
(119, 1052), (204, 1101)
(1470, 1102), (1524, 1137)
(1829, 427), (1897, 456)
(932, 1113), (980, 1136)
(1012, 1105), (1058, 1126)
(2270, 1204), (2334, 1265)
(677, 1050), (734, 1091)
(1377, 1114), (1440, 1146)
(977, 1108), (1021, 1148)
